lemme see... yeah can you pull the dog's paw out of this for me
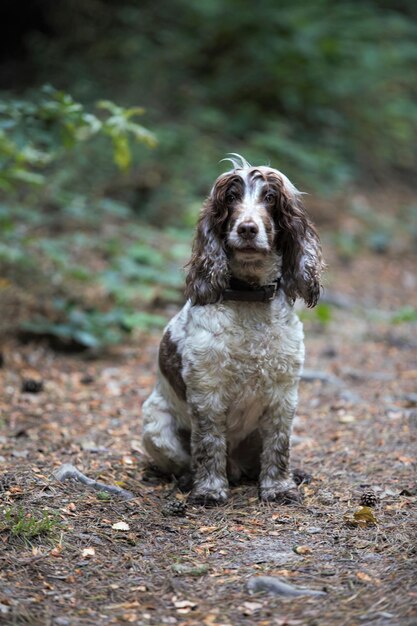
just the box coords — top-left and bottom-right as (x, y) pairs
(260, 487), (302, 504)
(259, 478), (302, 504)
(189, 484), (229, 506)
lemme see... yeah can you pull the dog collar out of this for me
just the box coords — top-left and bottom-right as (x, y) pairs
(222, 278), (280, 303)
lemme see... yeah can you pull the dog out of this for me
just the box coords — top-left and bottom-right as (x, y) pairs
(142, 154), (324, 504)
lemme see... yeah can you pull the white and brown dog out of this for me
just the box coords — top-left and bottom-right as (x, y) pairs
(142, 155), (324, 505)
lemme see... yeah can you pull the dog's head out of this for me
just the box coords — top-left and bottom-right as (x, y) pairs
(185, 154), (324, 307)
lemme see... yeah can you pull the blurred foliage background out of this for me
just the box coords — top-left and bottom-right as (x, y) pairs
(1, 0), (416, 348)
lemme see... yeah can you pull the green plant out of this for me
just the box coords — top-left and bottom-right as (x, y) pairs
(96, 491), (112, 501)
(391, 306), (417, 324)
(21, 305), (126, 349)
(0, 85), (156, 192)
(19, 0), (417, 211)
(0, 86), (163, 346)
(2, 2), (416, 347)
(3, 507), (61, 541)
(21, 303), (169, 350)
(12, 217), (190, 349)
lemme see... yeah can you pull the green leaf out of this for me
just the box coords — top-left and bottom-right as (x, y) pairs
(68, 267), (92, 281)
(7, 169), (45, 186)
(127, 243), (165, 267)
(391, 306), (417, 324)
(112, 133), (131, 170)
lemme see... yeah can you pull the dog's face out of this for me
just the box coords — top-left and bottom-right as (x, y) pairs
(216, 167), (300, 263)
(223, 170), (276, 259)
(185, 158), (324, 307)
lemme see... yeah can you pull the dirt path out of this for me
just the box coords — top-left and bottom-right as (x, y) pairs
(1, 249), (416, 626)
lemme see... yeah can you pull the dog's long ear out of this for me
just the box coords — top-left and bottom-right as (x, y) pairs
(185, 173), (239, 305)
(272, 176), (324, 308)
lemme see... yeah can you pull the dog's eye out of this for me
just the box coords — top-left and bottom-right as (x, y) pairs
(226, 192), (236, 204)
(265, 192), (276, 204)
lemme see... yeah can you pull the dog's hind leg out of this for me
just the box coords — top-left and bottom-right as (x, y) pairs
(142, 386), (190, 476)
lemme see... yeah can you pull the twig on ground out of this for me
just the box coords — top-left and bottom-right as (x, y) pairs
(15, 551), (52, 565)
(53, 463), (134, 500)
(0, 551), (52, 566)
(247, 576), (326, 597)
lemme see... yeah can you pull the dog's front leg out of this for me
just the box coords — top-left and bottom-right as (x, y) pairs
(259, 385), (301, 503)
(189, 407), (229, 505)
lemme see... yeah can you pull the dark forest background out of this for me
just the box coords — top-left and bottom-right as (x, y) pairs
(1, 0), (416, 347)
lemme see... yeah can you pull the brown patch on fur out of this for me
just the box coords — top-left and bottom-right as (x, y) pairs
(158, 330), (187, 401)
(259, 206), (274, 240)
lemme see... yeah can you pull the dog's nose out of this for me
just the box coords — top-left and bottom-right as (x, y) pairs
(237, 221), (259, 239)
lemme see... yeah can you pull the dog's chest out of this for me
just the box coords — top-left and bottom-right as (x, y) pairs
(220, 319), (281, 379)
(184, 301), (304, 393)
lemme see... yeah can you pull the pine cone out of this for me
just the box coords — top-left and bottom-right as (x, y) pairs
(360, 490), (378, 507)
(162, 499), (187, 517)
(21, 378), (43, 393)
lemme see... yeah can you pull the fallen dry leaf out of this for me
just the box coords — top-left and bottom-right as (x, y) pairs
(338, 414), (356, 424)
(203, 611), (220, 625)
(356, 571), (379, 584)
(274, 569), (294, 577)
(50, 547), (62, 557)
(112, 521), (130, 531)
(354, 506), (377, 525)
(105, 601), (141, 610)
(344, 506), (378, 527)
(173, 599), (198, 613)
(294, 545), (313, 555)
(1, 227), (416, 626)
(82, 547), (95, 557)
(9, 486), (23, 494)
(396, 455), (415, 465)
(241, 601), (263, 615)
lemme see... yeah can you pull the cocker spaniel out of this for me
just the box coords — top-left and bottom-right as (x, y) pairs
(142, 155), (324, 505)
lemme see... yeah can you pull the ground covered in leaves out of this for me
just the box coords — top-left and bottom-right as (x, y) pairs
(1, 215), (417, 625)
